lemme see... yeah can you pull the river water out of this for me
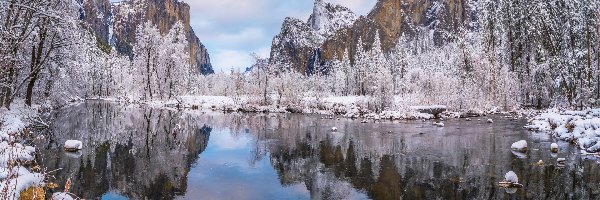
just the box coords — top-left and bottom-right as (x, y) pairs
(36, 101), (600, 199)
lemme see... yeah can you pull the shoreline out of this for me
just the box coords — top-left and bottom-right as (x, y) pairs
(82, 95), (537, 121)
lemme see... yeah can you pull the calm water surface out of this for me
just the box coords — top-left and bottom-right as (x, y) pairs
(37, 101), (600, 199)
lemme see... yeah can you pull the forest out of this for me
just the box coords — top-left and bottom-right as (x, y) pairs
(1, 0), (598, 116)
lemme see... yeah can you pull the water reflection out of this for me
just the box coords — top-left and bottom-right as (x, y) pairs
(38, 101), (211, 199)
(39, 101), (600, 199)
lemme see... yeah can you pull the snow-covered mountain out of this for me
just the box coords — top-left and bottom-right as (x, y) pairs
(308, 0), (358, 40)
(270, 0), (470, 74)
(79, 0), (214, 74)
(269, 0), (357, 74)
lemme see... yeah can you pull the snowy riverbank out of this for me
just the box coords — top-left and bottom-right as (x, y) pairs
(526, 108), (600, 153)
(0, 100), (45, 199)
(135, 95), (448, 120)
(88, 95), (533, 120)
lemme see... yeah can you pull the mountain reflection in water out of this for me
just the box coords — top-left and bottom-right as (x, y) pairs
(37, 101), (600, 199)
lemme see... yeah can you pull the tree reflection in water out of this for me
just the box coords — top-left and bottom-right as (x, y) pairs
(37, 101), (600, 199)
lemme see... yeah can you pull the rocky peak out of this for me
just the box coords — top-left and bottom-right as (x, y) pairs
(307, 0), (357, 39)
(269, 0), (358, 74)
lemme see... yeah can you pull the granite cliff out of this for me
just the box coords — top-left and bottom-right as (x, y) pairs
(80, 0), (214, 74)
(270, 0), (469, 73)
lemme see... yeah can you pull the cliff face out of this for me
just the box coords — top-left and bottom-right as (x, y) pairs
(270, 0), (469, 73)
(79, 0), (112, 46)
(323, 0), (468, 62)
(269, 0), (356, 74)
(81, 0), (213, 74)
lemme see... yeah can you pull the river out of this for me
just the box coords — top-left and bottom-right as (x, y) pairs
(36, 101), (600, 199)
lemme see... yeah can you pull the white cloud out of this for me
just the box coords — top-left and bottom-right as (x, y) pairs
(211, 49), (254, 72)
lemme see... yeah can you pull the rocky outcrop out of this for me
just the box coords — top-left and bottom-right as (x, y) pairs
(270, 0), (469, 73)
(80, 0), (213, 74)
(269, 0), (356, 74)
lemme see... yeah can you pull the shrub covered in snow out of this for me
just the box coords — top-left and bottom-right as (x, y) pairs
(0, 101), (46, 199)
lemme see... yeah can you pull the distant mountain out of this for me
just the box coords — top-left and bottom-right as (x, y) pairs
(269, 0), (469, 74)
(321, 0), (469, 64)
(269, 0), (357, 74)
(79, 0), (214, 74)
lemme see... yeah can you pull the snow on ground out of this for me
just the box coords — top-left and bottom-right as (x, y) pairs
(0, 100), (45, 199)
(526, 108), (600, 153)
(138, 95), (442, 120)
(95, 94), (533, 121)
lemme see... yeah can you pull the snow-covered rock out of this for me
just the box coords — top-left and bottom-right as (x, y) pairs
(308, 0), (357, 39)
(433, 122), (445, 127)
(550, 143), (559, 153)
(52, 192), (74, 200)
(526, 109), (600, 153)
(331, 127), (338, 132)
(511, 140), (528, 152)
(24, 146), (36, 154)
(504, 171), (519, 183)
(487, 119), (493, 123)
(64, 140), (83, 151)
(557, 158), (566, 165)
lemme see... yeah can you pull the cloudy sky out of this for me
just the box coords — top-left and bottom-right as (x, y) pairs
(184, 0), (377, 72)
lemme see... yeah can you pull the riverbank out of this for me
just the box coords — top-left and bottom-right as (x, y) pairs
(0, 100), (45, 199)
(90, 95), (529, 120)
(526, 108), (600, 153)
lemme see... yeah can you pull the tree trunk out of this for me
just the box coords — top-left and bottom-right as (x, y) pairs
(25, 75), (38, 106)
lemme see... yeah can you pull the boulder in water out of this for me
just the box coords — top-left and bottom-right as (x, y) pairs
(64, 140), (82, 152)
(550, 143), (559, 153)
(511, 140), (528, 152)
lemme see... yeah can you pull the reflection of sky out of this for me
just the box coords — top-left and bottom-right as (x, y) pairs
(101, 191), (128, 200)
(177, 129), (310, 200)
(210, 129), (252, 150)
